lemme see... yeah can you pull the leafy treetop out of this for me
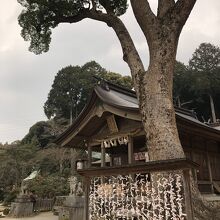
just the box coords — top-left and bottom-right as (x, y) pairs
(189, 43), (220, 73)
(187, 43), (220, 99)
(18, 0), (128, 54)
(44, 61), (132, 120)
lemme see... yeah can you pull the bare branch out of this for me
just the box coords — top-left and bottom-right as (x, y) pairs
(171, 0), (197, 34)
(157, 0), (175, 18)
(56, 9), (145, 90)
(87, 11), (145, 87)
(130, 0), (157, 48)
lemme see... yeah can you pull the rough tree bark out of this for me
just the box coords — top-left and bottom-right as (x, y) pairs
(130, 0), (196, 160)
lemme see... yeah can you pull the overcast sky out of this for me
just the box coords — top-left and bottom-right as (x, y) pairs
(0, 0), (220, 143)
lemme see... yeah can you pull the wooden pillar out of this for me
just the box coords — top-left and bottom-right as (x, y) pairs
(189, 135), (198, 182)
(207, 153), (214, 193)
(88, 144), (92, 168)
(70, 148), (75, 175)
(101, 143), (106, 167)
(205, 140), (214, 193)
(128, 136), (134, 164)
(110, 154), (113, 167)
(83, 177), (90, 220)
(183, 170), (194, 220)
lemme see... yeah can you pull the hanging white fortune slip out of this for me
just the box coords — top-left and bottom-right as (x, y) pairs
(89, 173), (187, 220)
(102, 136), (129, 148)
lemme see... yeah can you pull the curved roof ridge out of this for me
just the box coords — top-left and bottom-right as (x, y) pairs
(55, 82), (220, 146)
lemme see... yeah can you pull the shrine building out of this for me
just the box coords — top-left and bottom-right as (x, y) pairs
(56, 81), (220, 220)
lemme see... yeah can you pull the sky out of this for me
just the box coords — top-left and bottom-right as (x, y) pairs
(0, 0), (220, 143)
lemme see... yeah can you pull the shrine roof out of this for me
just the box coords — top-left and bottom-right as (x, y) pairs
(55, 81), (220, 146)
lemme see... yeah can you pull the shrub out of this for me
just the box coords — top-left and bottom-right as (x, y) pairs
(3, 208), (10, 215)
(3, 190), (18, 206)
(28, 175), (69, 198)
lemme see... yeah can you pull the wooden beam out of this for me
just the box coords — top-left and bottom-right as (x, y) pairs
(83, 177), (90, 220)
(213, 182), (220, 193)
(207, 152), (214, 193)
(91, 127), (142, 143)
(128, 136), (134, 164)
(106, 115), (118, 133)
(205, 139), (214, 193)
(78, 158), (199, 177)
(183, 170), (194, 220)
(87, 144), (92, 168)
(101, 144), (106, 167)
(189, 135), (198, 183)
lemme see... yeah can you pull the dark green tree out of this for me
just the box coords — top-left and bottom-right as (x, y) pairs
(21, 121), (56, 147)
(189, 43), (220, 72)
(173, 61), (193, 108)
(189, 43), (220, 122)
(44, 61), (132, 121)
(27, 175), (69, 198)
(0, 143), (37, 191)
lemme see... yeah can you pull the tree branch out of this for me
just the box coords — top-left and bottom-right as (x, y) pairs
(171, 0), (197, 34)
(54, 9), (90, 24)
(87, 11), (145, 90)
(157, 0), (175, 18)
(55, 9), (145, 91)
(130, 0), (157, 50)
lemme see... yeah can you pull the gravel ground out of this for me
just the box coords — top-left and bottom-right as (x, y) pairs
(2, 212), (58, 220)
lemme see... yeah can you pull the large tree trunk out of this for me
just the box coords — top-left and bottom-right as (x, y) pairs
(129, 0), (197, 160)
(139, 41), (185, 160)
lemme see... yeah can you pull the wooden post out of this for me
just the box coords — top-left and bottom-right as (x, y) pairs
(183, 170), (194, 220)
(101, 143), (106, 167)
(88, 144), (92, 168)
(205, 140), (214, 193)
(83, 177), (90, 220)
(190, 135), (198, 182)
(207, 153), (214, 193)
(128, 136), (134, 164)
(110, 154), (113, 167)
(70, 148), (75, 175)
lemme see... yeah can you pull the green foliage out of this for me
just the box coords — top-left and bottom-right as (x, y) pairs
(188, 43), (220, 120)
(173, 61), (192, 105)
(0, 143), (78, 201)
(21, 117), (69, 148)
(22, 121), (55, 147)
(3, 190), (19, 206)
(18, 0), (128, 54)
(0, 143), (38, 191)
(189, 43), (220, 72)
(2, 208), (10, 215)
(44, 61), (132, 120)
(27, 175), (69, 198)
(99, 0), (128, 16)
(0, 189), (4, 202)
(188, 43), (220, 96)
(173, 43), (220, 121)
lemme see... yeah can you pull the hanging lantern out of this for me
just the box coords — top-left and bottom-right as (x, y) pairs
(76, 159), (87, 170)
